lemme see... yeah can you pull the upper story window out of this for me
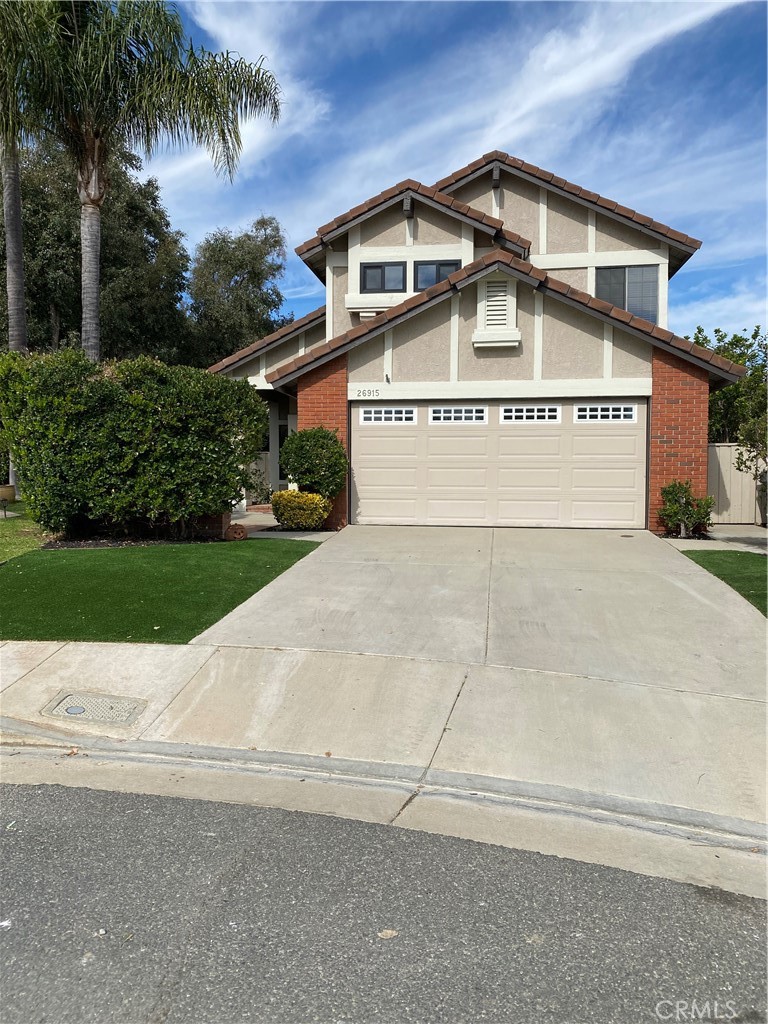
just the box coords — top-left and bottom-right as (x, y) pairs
(414, 260), (461, 291)
(596, 266), (658, 324)
(360, 262), (406, 293)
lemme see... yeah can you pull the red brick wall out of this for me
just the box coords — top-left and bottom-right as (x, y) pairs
(648, 348), (710, 533)
(296, 354), (349, 529)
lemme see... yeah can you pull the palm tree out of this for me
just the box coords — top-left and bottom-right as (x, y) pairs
(8, 0), (281, 362)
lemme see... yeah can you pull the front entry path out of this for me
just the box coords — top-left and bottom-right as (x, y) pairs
(3, 527), (765, 897)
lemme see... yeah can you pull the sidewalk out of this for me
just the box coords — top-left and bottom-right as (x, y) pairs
(2, 638), (765, 898)
(665, 523), (767, 555)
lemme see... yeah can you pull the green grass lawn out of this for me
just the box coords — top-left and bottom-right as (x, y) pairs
(0, 501), (46, 562)
(683, 550), (767, 616)
(0, 539), (317, 643)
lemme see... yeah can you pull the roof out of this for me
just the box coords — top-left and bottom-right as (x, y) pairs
(266, 252), (744, 387)
(208, 305), (326, 375)
(434, 150), (702, 253)
(296, 180), (531, 261)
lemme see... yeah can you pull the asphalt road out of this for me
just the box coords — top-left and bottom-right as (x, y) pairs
(1, 784), (765, 1024)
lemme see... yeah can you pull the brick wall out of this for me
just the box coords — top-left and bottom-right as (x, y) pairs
(296, 354), (349, 529)
(648, 348), (710, 533)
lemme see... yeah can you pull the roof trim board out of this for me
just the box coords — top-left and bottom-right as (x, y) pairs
(207, 305), (326, 376)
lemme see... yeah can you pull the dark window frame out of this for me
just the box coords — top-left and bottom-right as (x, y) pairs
(414, 260), (462, 291)
(595, 265), (658, 324)
(360, 261), (407, 294)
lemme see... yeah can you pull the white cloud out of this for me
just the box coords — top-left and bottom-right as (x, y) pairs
(669, 277), (768, 338)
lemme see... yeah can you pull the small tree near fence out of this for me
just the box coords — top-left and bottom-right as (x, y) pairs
(658, 480), (715, 538)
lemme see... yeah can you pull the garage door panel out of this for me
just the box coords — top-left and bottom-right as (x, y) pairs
(351, 399), (646, 528)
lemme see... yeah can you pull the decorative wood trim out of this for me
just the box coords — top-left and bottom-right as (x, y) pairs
(383, 329), (393, 382)
(658, 243), (669, 329)
(538, 187), (547, 255)
(534, 292), (544, 380)
(531, 249), (667, 269)
(450, 295), (460, 382)
(347, 378), (652, 400)
(325, 262), (333, 341)
(603, 323), (613, 379)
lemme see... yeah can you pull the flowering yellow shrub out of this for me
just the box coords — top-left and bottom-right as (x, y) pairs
(271, 490), (331, 530)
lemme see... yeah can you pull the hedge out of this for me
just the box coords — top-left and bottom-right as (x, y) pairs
(279, 427), (347, 499)
(0, 350), (268, 535)
(270, 490), (331, 530)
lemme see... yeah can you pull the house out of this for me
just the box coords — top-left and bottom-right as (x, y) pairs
(210, 151), (745, 532)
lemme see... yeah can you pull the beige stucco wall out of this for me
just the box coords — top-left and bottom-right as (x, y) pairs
(595, 213), (660, 252)
(542, 297), (603, 379)
(612, 328), (652, 377)
(547, 268), (589, 291)
(392, 301), (450, 381)
(359, 204), (404, 246)
(546, 193), (589, 253)
(500, 173), (540, 253)
(413, 202), (464, 244)
(264, 337), (301, 377)
(348, 335), (385, 382)
(332, 266), (353, 337)
(304, 322), (326, 350)
(450, 174), (494, 217)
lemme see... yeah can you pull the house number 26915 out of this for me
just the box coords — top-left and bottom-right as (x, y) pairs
(356, 388), (380, 398)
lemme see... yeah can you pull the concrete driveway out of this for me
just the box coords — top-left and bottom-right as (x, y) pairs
(194, 526), (765, 700)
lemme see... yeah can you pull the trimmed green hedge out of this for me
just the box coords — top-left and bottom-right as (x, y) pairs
(0, 350), (267, 536)
(279, 427), (347, 498)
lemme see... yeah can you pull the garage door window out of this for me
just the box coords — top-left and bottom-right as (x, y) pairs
(430, 407), (487, 423)
(360, 407), (416, 424)
(575, 404), (636, 422)
(501, 405), (561, 423)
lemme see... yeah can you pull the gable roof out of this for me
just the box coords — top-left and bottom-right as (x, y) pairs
(266, 252), (744, 387)
(433, 151), (702, 263)
(208, 305), (326, 375)
(296, 180), (531, 262)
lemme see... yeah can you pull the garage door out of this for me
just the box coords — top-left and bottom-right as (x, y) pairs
(350, 399), (647, 528)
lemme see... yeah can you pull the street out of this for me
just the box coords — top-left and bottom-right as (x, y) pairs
(1, 784), (765, 1024)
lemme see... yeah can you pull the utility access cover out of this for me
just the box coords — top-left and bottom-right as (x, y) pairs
(41, 690), (147, 726)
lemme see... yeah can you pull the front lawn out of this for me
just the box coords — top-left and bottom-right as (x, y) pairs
(0, 501), (46, 562)
(683, 550), (767, 616)
(0, 540), (317, 643)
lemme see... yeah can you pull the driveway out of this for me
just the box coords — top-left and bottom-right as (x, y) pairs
(194, 526), (765, 700)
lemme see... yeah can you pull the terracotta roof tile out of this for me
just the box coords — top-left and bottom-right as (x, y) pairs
(434, 151), (701, 251)
(296, 179), (530, 260)
(208, 304), (326, 374)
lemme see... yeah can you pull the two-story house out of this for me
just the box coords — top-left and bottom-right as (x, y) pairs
(210, 151), (745, 532)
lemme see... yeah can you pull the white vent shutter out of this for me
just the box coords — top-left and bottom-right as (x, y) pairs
(485, 280), (508, 328)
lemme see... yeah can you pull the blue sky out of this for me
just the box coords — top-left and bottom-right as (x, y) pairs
(146, 0), (767, 339)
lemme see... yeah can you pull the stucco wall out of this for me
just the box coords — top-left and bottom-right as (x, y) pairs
(392, 301), (450, 381)
(457, 283), (535, 381)
(612, 328), (652, 377)
(450, 174), (494, 216)
(546, 193), (589, 253)
(499, 173), (540, 253)
(542, 297), (603, 379)
(359, 204), (404, 245)
(595, 213), (660, 252)
(547, 267), (588, 291)
(264, 337), (301, 377)
(332, 266), (353, 337)
(348, 335), (385, 382)
(413, 202), (464, 244)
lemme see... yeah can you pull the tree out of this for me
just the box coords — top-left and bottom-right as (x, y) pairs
(5, 0), (280, 362)
(188, 217), (291, 366)
(0, 141), (193, 361)
(689, 326), (767, 444)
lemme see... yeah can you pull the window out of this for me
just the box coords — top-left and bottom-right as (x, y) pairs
(501, 405), (561, 423)
(414, 261), (461, 291)
(575, 404), (636, 422)
(360, 262), (406, 293)
(596, 266), (658, 324)
(360, 407), (416, 424)
(430, 406), (487, 423)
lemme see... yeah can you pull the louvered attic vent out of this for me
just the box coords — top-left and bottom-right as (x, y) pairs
(472, 276), (522, 347)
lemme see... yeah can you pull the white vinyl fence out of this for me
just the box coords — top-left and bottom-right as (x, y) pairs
(708, 443), (765, 524)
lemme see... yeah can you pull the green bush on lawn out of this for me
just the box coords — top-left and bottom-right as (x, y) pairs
(271, 490), (331, 530)
(0, 350), (268, 536)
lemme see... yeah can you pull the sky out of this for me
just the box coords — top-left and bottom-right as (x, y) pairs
(145, 0), (767, 340)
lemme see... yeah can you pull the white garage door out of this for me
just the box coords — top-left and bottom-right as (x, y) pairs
(350, 399), (647, 528)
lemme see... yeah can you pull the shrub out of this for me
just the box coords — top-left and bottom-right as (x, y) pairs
(271, 490), (331, 530)
(0, 350), (268, 535)
(658, 479), (715, 537)
(279, 427), (347, 498)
